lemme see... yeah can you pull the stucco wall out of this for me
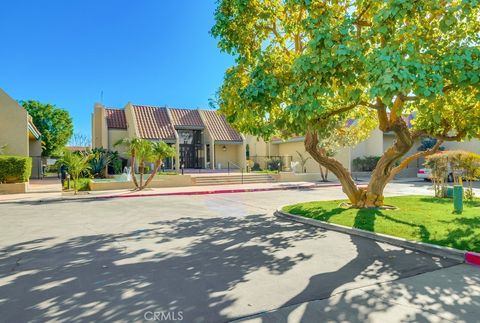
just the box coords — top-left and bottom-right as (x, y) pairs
(245, 135), (272, 157)
(108, 129), (129, 156)
(0, 89), (29, 156)
(92, 103), (108, 149)
(272, 140), (350, 175)
(29, 139), (43, 178)
(214, 144), (241, 169)
(352, 129), (384, 160)
(443, 139), (480, 153)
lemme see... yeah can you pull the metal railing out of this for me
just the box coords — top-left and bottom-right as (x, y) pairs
(227, 161), (244, 183)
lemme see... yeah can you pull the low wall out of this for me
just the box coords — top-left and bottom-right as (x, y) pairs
(0, 182), (28, 194)
(274, 172), (337, 182)
(89, 175), (195, 191)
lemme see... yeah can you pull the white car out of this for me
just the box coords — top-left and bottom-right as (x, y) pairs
(417, 168), (454, 182)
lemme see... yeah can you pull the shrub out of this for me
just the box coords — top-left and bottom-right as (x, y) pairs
(425, 150), (480, 199)
(251, 162), (261, 171)
(265, 158), (282, 171)
(63, 178), (90, 191)
(112, 158), (123, 175)
(0, 155), (32, 183)
(352, 156), (381, 172)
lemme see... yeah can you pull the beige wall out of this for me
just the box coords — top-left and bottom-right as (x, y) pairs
(92, 103), (108, 149)
(214, 144), (242, 169)
(29, 139), (43, 178)
(108, 129), (129, 156)
(275, 141), (350, 175)
(0, 89), (29, 156)
(352, 129), (384, 160)
(124, 103), (138, 139)
(443, 139), (480, 153)
(245, 135), (272, 157)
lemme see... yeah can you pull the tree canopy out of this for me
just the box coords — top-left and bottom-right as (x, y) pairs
(212, 0), (480, 207)
(21, 100), (74, 157)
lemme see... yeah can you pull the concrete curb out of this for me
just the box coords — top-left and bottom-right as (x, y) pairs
(95, 183), (342, 199)
(275, 209), (468, 263)
(465, 252), (480, 266)
(0, 183), (344, 204)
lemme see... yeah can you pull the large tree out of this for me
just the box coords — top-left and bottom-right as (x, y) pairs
(20, 100), (73, 157)
(212, 0), (480, 208)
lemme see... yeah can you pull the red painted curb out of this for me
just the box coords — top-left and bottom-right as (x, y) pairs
(95, 183), (343, 200)
(465, 252), (480, 266)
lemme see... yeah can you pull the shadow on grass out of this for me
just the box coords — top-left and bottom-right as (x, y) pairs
(289, 197), (480, 252)
(287, 205), (349, 222)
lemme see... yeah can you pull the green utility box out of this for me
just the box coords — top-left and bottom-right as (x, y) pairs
(446, 187), (454, 198)
(453, 185), (464, 213)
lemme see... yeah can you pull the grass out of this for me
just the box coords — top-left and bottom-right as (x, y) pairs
(156, 172), (178, 175)
(63, 178), (91, 191)
(252, 169), (278, 174)
(283, 195), (480, 252)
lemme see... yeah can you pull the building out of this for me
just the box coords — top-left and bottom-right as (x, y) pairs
(92, 103), (246, 171)
(92, 102), (480, 177)
(0, 88), (43, 179)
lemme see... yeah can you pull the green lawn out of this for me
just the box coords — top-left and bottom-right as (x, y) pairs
(283, 195), (480, 252)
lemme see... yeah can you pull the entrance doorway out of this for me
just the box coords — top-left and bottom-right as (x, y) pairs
(178, 129), (204, 169)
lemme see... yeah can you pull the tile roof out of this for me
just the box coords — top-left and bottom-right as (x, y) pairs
(132, 105), (176, 140)
(169, 108), (204, 128)
(105, 108), (127, 129)
(201, 110), (243, 142)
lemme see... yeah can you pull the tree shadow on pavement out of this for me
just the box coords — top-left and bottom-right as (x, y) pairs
(249, 234), (476, 323)
(0, 214), (322, 323)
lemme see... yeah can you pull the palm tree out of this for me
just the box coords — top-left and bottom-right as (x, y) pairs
(114, 138), (143, 189)
(115, 138), (177, 190)
(143, 141), (176, 188)
(0, 144), (7, 155)
(60, 150), (91, 194)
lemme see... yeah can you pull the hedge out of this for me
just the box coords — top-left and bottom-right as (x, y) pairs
(0, 155), (32, 183)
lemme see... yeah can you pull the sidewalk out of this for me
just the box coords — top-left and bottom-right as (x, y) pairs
(0, 181), (344, 203)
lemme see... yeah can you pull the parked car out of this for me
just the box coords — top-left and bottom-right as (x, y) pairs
(417, 168), (454, 182)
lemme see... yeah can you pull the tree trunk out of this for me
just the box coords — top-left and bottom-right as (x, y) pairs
(305, 131), (361, 204)
(143, 161), (161, 189)
(139, 161), (145, 189)
(130, 154), (139, 189)
(358, 120), (415, 207)
(306, 117), (422, 208)
(319, 165), (326, 181)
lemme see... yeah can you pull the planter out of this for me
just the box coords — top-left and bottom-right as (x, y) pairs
(0, 182), (28, 194)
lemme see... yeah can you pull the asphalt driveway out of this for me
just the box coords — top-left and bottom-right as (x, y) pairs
(0, 183), (478, 322)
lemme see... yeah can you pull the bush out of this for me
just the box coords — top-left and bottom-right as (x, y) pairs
(251, 162), (261, 171)
(425, 150), (480, 199)
(63, 178), (90, 191)
(352, 156), (381, 172)
(0, 155), (32, 183)
(266, 158), (282, 171)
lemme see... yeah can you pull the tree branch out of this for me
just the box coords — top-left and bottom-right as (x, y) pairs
(269, 22), (291, 56)
(436, 131), (466, 141)
(390, 139), (444, 177)
(389, 95), (404, 123)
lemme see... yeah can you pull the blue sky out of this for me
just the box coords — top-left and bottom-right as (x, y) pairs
(0, 1), (233, 139)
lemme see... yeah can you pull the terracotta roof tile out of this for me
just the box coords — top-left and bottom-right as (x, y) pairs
(201, 110), (242, 142)
(132, 105), (176, 140)
(105, 108), (127, 129)
(169, 108), (204, 128)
